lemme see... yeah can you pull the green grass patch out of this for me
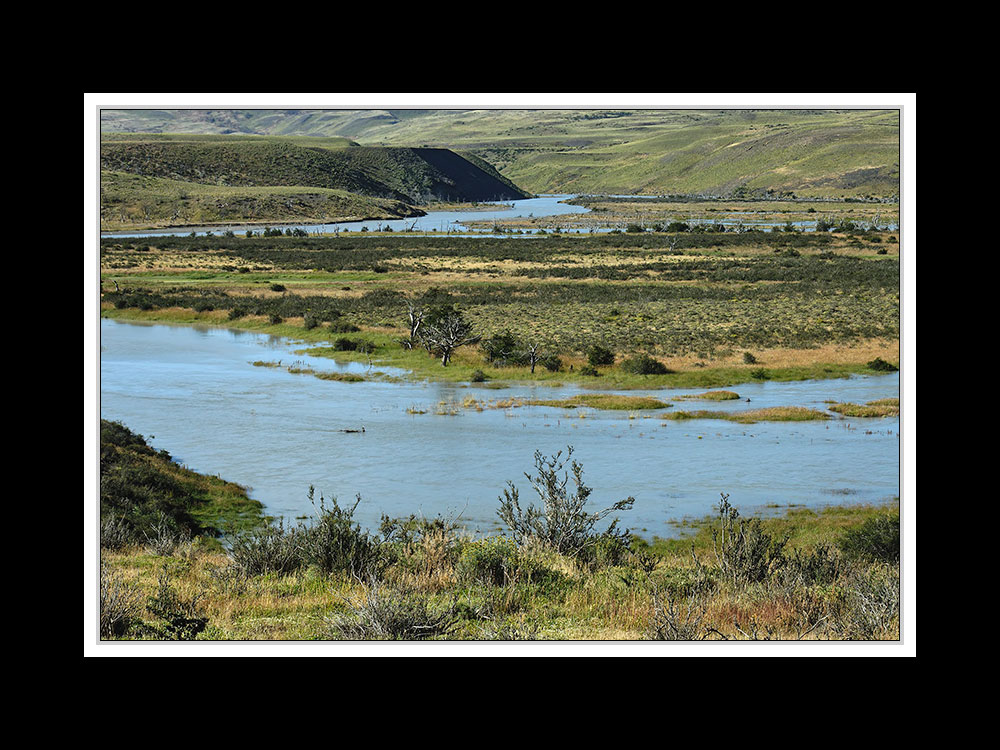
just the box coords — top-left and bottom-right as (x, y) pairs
(660, 406), (829, 423)
(828, 398), (899, 417)
(676, 390), (741, 401)
(526, 394), (671, 410)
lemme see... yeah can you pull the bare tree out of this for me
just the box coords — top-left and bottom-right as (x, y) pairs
(402, 301), (425, 350)
(525, 343), (542, 374)
(419, 308), (481, 366)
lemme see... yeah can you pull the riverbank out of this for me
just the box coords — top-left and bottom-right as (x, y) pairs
(99, 438), (901, 641)
(101, 304), (898, 391)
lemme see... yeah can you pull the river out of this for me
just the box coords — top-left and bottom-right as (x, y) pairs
(99, 319), (900, 539)
(99, 193), (894, 239)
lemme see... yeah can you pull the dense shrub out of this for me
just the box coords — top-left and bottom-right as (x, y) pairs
(456, 536), (522, 586)
(586, 344), (615, 367)
(497, 447), (635, 559)
(619, 353), (671, 375)
(100, 561), (144, 638)
(540, 355), (563, 372)
(711, 493), (789, 585)
(229, 490), (386, 579)
(324, 580), (458, 640)
(866, 357), (898, 372)
(838, 513), (900, 563)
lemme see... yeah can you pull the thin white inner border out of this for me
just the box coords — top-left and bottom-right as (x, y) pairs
(84, 93), (915, 657)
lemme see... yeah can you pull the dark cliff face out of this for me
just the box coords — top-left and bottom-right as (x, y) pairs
(409, 148), (532, 202)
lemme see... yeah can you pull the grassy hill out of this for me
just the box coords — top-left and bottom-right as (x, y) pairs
(101, 109), (900, 198)
(100, 170), (425, 231)
(99, 132), (532, 230)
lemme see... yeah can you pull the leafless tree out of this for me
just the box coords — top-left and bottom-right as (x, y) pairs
(419, 308), (481, 366)
(526, 343), (542, 374)
(402, 301), (425, 349)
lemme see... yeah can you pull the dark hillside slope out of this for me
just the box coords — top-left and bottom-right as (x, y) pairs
(100, 135), (531, 204)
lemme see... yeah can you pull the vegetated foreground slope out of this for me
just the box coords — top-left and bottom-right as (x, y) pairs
(100, 109), (900, 198)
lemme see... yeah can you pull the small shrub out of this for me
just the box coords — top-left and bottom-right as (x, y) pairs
(456, 536), (521, 587)
(838, 513), (900, 563)
(866, 357), (898, 372)
(829, 563), (900, 640)
(146, 563), (208, 640)
(540, 355), (563, 372)
(100, 561), (144, 639)
(329, 319), (361, 333)
(303, 313), (319, 330)
(269, 283), (287, 292)
(579, 365), (600, 377)
(470, 369), (487, 383)
(647, 589), (710, 641)
(497, 447), (635, 560)
(750, 368), (770, 380)
(268, 313), (283, 325)
(711, 493), (789, 586)
(743, 352), (758, 365)
(587, 344), (616, 367)
(325, 580), (458, 640)
(620, 353), (671, 375)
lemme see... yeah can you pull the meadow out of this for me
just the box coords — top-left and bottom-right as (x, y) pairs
(100, 224), (899, 388)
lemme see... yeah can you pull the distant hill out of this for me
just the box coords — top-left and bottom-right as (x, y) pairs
(99, 132), (532, 230)
(100, 133), (532, 203)
(100, 108), (900, 198)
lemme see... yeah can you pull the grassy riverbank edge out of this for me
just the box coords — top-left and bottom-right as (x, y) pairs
(100, 306), (899, 392)
(99, 494), (901, 642)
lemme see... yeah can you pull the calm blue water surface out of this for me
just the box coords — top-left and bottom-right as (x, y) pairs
(99, 319), (900, 538)
(100, 194), (895, 239)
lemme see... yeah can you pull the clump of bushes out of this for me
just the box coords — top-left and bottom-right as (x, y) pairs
(497, 447), (635, 562)
(456, 536), (522, 587)
(620, 353), (671, 375)
(866, 357), (898, 372)
(229, 489), (386, 580)
(329, 319), (360, 333)
(838, 513), (900, 563)
(711, 493), (789, 585)
(324, 579), (458, 640)
(587, 344), (615, 367)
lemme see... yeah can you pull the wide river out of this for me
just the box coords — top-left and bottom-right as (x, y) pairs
(99, 319), (900, 539)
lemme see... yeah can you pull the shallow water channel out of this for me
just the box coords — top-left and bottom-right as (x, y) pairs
(99, 319), (900, 539)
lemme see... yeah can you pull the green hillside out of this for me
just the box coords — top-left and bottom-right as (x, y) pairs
(100, 170), (424, 232)
(101, 133), (531, 202)
(100, 109), (900, 198)
(99, 132), (532, 230)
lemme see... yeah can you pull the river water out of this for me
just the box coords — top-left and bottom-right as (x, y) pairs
(99, 193), (894, 239)
(99, 319), (900, 539)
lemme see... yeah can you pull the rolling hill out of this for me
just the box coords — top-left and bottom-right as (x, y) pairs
(99, 132), (532, 230)
(100, 108), (900, 198)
